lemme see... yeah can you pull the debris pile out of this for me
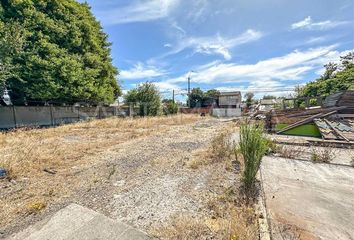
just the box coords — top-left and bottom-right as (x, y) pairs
(264, 90), (354, 143)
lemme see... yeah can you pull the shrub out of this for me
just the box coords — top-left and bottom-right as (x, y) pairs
(124, 82), (161, 116)
(239, 123), (268, 192)
(310, 147), (335, 163)
(162, 99), (178, 115)
(211, 130), (232, 162)
(275, 145), (303, 159)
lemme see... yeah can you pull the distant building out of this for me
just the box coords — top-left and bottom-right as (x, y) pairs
(218, 91), (242, 108)
(212, 91), (242, 117)
(258, 99), (282, 111)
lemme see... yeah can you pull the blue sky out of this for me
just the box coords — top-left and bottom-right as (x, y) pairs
(81, 0), (353, 100)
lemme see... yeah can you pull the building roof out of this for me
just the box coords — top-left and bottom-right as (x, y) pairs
(218, 91), (241, 96)
(323, 90), (354, 108)
(260, 99), (282, 105)
(314, 118), (354, 141)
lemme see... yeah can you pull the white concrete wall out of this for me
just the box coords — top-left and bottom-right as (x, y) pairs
(212, 108), (241, 117)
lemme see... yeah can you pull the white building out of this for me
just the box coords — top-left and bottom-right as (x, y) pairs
(212, 91), (242, 117)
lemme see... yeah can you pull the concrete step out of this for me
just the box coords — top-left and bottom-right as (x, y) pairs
(7, 204), (151, 240)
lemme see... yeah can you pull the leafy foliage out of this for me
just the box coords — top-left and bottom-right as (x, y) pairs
(244, 92), (254, 108)
(300, 52), (354, 97)
(162, 99), (178, 115)
(0, 0), (121, 104)
(187, 88), (219, 107)
(124, 82), (161, 116)
(262, 95), (277, 99)
(0, 21), (24, 89)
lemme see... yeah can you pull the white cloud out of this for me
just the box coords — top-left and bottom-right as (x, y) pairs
(305, 36), (328, 45)
(291, 16), (348, 30)
(99, 0), (179, 25)
(166, 46), (349, 86)
(164, 29), (263, 60)
(120, 62), (166, 80)
(153, 81), (181, 92)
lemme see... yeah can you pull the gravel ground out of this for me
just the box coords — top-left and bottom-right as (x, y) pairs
(2, 117), (237, 238)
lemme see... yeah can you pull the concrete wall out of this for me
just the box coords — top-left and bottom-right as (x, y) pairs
(219, 96), (241, 106)
(0, 106), (124, 129)
(212, 108), (241, 117)
(0, 107), (15, 129)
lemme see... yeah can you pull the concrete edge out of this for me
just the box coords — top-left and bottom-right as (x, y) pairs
(256, 167), (272, 240)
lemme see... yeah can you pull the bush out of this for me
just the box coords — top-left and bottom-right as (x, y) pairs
(239, 123), (268, 192)
(124, 82), (161, 116)
(162, 99), (178, 115)
(211, 130), (232, 161)
(310, 147), (335, 163)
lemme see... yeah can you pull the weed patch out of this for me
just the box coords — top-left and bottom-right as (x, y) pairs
(310, 147), (335, 163)
(239, 123), (268, 195)
(152, 195), (258, 240)
(275, 145), (303, 159)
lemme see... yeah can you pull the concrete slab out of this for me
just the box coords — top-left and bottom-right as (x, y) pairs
(261, 156), (354, 240)
(7, 204), (151, 240)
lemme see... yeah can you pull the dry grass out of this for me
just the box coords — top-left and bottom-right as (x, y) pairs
(187, 128), (233, 169)
(26, 201), (47, 214)
(160, 124), (259, 240)
(1, 115), (198, 178)
(152, 192), (258, 240)
(0, 114), (199, 229)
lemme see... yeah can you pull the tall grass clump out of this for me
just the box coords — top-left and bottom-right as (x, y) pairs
(239, 123), (268, 193)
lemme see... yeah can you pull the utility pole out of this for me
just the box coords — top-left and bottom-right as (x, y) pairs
(188, 77), (190, 108)
(187, 71), (194, 108)
(172, 89), (175, 103)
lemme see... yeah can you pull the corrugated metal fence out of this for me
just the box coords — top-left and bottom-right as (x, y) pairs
(0, 106), (127, 129)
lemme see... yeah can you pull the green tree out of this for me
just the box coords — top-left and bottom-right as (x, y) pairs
(0, 0), (121, 105)
(124, 82), (161, 116)
(162, 99), (178, 115)
(187, 88), (219, 107)
(262, 95), (276, 99)
(301, 52), (354, 97)
(188, 87), (204, 108)
(244, 92), (254, 108)
(0, 21), (24, 88)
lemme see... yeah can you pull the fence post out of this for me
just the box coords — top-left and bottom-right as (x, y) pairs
(77, 107), (80, 121)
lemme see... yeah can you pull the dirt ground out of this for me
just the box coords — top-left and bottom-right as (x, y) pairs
(0, 115), (257, 239)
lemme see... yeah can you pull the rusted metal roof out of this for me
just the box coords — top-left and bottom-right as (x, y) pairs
(314, 118), (354, 141)
(323, 90), (354, 108)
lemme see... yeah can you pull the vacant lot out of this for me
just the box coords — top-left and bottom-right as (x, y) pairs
(0, 115), (257, 239)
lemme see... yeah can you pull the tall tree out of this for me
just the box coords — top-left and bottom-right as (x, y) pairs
(187, 88), (219, 107)
(188, 88), (204, 108)
(0, 21), (24, 90)
(0, 0), (121, 105)
(244, 92), (254, 108)
(301, 52), (354, 97)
